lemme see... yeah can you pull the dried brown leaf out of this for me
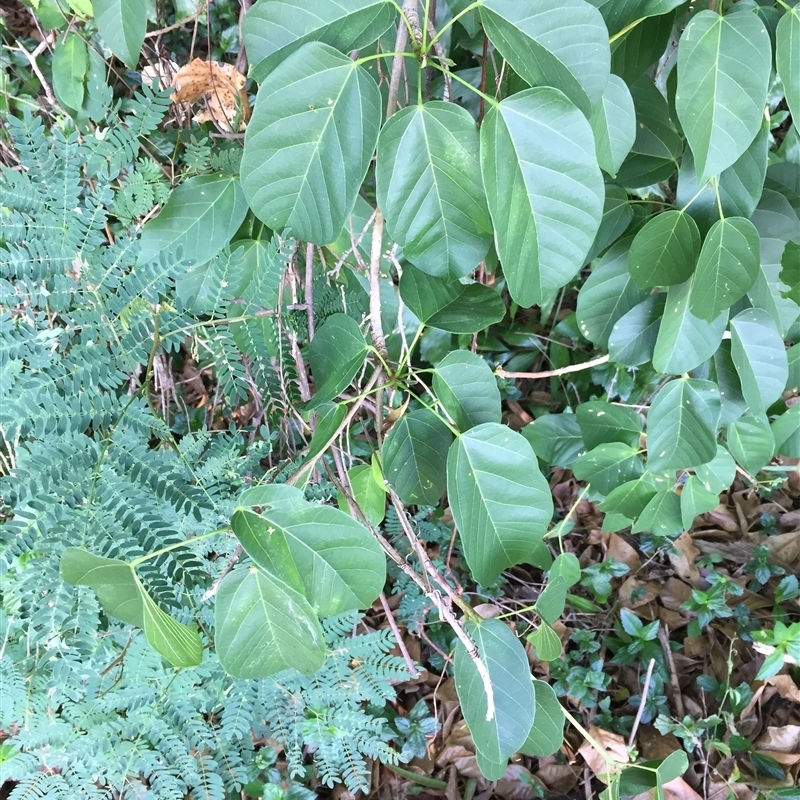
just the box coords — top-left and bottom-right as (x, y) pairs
(171, 58), (250, 132)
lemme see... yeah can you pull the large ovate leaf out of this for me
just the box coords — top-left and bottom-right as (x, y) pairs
(376, 103), (491, 280)
(689, 217), (760, 321)
(680, 474), (720, 530)
(576, 239), (647, 349)
(631, 489), (682, 536)
(522, 414), (586, 469)
(776, 7), (800, 126)
(586, 184), (634, 263)
(60, 548), (202, 668)
(646, 378), (721, 472)
(447, 423), (553, 586)
(694, 445), (736, 494)
(653, 279), (728, 375)
(244, 0), (396, 83)
(454, 618), (535, 768)
(576, 401), (642, 450)
(480, 88), (604, 309)
(730, 308), (789, 417)
(307, 313), (369, 409)
(242, 42), (381, 244)
(628, 210), (701, 288)
(52, 33), (88, 112)
(231, 484), (385, 616)
(676, 10), (771, 182)
(433, 351), (501, 431)
(215, 567), (325, 679)
(139, 175), (248, 265)
(749, 190), (800, 335)
(398, 266), (506, 333)
(780, 240), (800, 305)
(383, 410), (452, 505)
(589, 75), (636, 178)
(600, 478), (659, 519)
(478, 0), (610, 116)
(573, 443), (644, 496)
(520, 679), (565, 758)
(608, 294), (665, 367)
(94, 0), (146, 69)
(727, 414), (775, 475)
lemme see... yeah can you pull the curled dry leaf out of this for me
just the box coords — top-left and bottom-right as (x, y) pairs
(171, 58), (250, 132)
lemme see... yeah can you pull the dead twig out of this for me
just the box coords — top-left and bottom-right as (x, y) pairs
(496, 353), (610, 380)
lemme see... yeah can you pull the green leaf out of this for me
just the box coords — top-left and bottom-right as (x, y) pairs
(215, 567), (325, 679)
(632, 490), (682, 535)
(600, 0), (686, 36)
(139, 175), (248, 265)
(676, 120), (769, 235)
(652, 279), (728, 375)
(608, 294), (665, 367)
(60, 548), (144, 627)
(780, 240), (800, 305)
(727, 414), (775, 475)
(376, 103), (491, 280)
(589, 75), (636, 178)
(694, 445), (736, 495)
(711, 341), (748, 427)
(520, 680), (565, 757)
(611, 11), (676, 86)
(628, 211), (701, 288)
(676, 10), (771, 182)
(398, 266), (505, 333)
(433, 351), (501, 431)
(616, 77), (682, 187)
(454, 618), (535, 768)
(535, 576), (567, 624)
(231, 486), (385, 616)
(647, 378), (721, 472)
(576, 239), (647, 349)
(93, 0), (146, 69)
(52, 33), (89, 112)
(600, 478), (658, 519)
(306, 313), (368, 409)
(244, 0), (396, 83)
(527, 621), (563, 661)
(242, 42), (381, 245)
(383, 410), (452, 505)
(480, 87), (604, 308)
(730, 308), (789, 417)
(573, 443), (644, 496)
(776, 7), (800, 128)
(680, 475), (719, 530)
(60, 548), (202, 668)
(522, 414), (586, 469)
(548, 553), (581, 589)
(448, 423), (553, 586)
(338, 463), (386, 526)
(478, 0), (610, 116)
(657, 750), (689, 785)
(689, 217), (760, 321)
(749, 190), (800, 336)
(577, 402), (642, 450)
(586, 184), (634, 263)
(772, 404), (800, 458)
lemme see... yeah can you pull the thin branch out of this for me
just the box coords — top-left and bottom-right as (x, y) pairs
(380, 592), (420, 677)
(628, 657), (656, 747)
(145, 0), (211, 39)
(305, 242), (315, 341)
(201, 544), (242, 600)
(658, 626), (685, 719)
(496, 353), (610, 380)
(368, 210), (390, 362)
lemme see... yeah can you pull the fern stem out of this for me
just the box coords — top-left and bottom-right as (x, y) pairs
(129, 527), (231, 568)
